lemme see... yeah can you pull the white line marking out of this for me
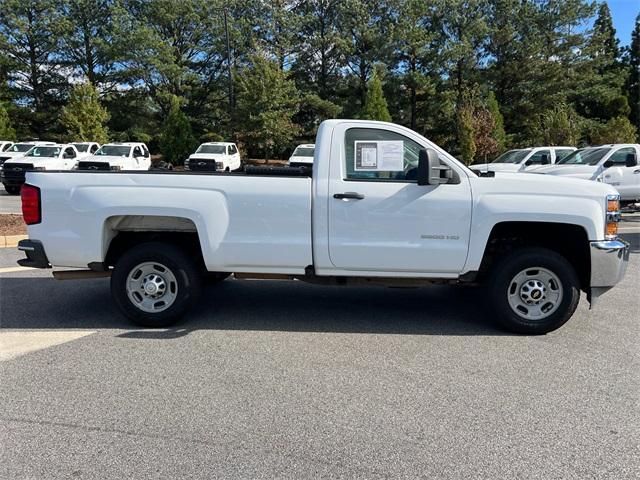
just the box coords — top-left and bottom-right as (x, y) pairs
(0, 266), (35, 274)
(0, 331), (96, 361)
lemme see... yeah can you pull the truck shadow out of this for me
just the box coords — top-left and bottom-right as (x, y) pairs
(0, 277), (511, 336)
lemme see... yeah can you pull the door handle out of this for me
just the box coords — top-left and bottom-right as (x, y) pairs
(333, 192), (365, 200)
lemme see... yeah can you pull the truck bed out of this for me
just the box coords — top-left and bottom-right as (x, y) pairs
(26, 170), (313, 273)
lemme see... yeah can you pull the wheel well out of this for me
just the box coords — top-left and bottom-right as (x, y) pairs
(480, 222), (590, 289)
(105, 231), (205, 271)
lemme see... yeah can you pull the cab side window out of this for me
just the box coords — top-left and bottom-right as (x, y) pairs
(90, 144), (99, 154)
(65, 147), (76, 158)
(133, 146), (142, 157)
(344, 128), (422, 182)
(555, 149), (574, 162)
(142, 146), (150, 157)
(609, 147), (635, 165)
(229, 145), (237, 155)
(528, 150), (551, 165)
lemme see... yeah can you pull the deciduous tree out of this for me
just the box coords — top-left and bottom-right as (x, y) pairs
(60, 82), (110, 143)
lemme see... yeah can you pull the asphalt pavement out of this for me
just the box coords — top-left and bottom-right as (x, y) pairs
(0, 189), (21, 214)
(1, 226), (639, 479)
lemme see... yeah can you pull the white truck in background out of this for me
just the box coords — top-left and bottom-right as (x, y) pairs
(71, 142), (101, 158)
(18, 120), (628, 335)
(0, 141), (56, 169)
(1, 144), (80, 194)
(470, 146), (576, 175)
(531, 144), (640, 205)
(77, 142), (151, 171)
(288, 144), (315, 168)
(0, 141), (14, 153)
(185, 142), (241, 172)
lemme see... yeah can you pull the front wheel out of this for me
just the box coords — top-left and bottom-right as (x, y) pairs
(488, 247), (580, 334)
(111, 242), (203, 327)
(4, 185), (20, 195)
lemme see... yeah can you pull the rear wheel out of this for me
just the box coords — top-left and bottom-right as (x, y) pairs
(488, 247), (580, 334)
(4, 185), (20, 195)
(111, 242), (202, 327)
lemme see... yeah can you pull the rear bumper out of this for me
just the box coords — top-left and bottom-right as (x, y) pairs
(590, 240), (629, 287)
(17, 239), (51, 269)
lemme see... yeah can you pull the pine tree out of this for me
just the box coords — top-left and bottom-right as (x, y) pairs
(591, 116), (637, 144)
(60, 83), (109, 143)
(359, 71), (392, 122)
(236, 55), (300, 159)
(0, 102), (16, 140)
(628, 14), (640, 133)
(486, 92), (506, 153)
(593, 2), (619, 69)
(159, 96), (197, 165)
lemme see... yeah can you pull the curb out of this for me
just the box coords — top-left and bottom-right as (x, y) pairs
(0, 235), (27, 248)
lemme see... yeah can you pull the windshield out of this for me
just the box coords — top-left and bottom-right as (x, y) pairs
(26, 146), (61, 158)
(8, 143), (35, 153)
(556, 147), (611, 166)
(95, 145), (131, 157)
(491, 149), (530, 164)
(293, 147), (314, 157)
(196, 145), (226, 154)
(73, 144), (89, 152)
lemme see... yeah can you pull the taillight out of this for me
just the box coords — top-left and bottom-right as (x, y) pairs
(21, 184), (41, 225)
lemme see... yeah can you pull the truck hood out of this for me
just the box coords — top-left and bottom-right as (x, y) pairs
(85, 155), (128, 165)
(289, 155), (313, 164)
(469, 162), (521, 173)
(8, 156), (58, 167)
(0, 151), (28, 160)
(472, 171), (615, 200)
(528, 164), (598, 180)
(189, 153), (228, 160)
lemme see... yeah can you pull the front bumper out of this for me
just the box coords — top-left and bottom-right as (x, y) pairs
(590, 239), (629, 287)
(17, 239), (51, 269)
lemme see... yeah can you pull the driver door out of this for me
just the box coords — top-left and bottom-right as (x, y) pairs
(62, 147), (76, 169)
(327, 124), (472, 274)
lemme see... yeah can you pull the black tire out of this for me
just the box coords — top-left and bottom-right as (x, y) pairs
(488, 247), (580, 335)
(111, 242), (202, 327)
(204, 272), (231, 285)
(4, 185), (20, 195)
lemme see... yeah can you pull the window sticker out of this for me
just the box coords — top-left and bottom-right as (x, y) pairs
(354, 141), (404, 171)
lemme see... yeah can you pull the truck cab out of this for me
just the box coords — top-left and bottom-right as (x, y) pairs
(470, 146), (576, 175)
(78, 142), (151, 171)
(71, 142), (101, 158)
(185, 142), (241, 172)
(1, 144), (79, 194)
(532, 144), (640, 204)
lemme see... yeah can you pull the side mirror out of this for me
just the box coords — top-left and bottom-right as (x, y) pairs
(603, 160), (614, 168)
(626, 152), (638, 167)
(417, 148), (451, 186)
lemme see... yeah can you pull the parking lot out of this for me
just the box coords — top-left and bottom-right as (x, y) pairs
(0, 213), (638, 478)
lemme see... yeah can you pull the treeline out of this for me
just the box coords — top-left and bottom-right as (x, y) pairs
(0, 0), (639, 164)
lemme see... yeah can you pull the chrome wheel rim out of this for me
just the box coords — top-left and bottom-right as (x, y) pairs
(126, 262), (178, 313)
(507, 267), (563, 320)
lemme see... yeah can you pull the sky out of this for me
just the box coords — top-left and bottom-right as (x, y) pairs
(606, 0), (639, 46)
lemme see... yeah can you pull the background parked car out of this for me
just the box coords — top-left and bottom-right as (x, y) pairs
(77, 142), (151, 171)
(0, 141), (56, 169)
(470, 146), (576, 175)
(1, 144), (79, 194)
(287, 144), (315, 168)
(185, 142), (241, 172)
(71, 142), (101, 158)
(531, 144), (640, 204)
(0, 141), (14, 153)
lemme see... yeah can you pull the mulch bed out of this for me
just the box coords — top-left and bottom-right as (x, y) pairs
(0, 214), (26, 236)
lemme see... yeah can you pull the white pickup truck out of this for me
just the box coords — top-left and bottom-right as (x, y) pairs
(185, 142), (242, 172)
(531, 144), (640, 205)
(77, 142), (151, 171)
(470, 146), (576, 175)
(18, 120), (629, 334)
(1, 144), (80, 194)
